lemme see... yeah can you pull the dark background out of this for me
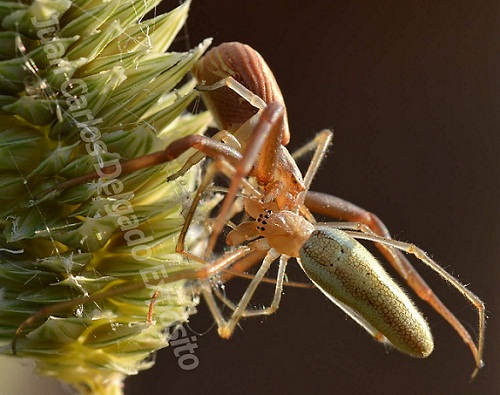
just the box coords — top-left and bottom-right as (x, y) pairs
(127, 1), (498, 394)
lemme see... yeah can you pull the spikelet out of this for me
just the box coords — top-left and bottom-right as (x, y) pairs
(0, 0), (212, 393)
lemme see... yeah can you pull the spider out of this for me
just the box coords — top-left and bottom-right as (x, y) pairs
(12, 42), (485, 380)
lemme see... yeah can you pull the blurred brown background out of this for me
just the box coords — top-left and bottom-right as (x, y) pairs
(126, 1), (498, 394)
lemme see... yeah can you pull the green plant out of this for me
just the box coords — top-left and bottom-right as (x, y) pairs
(0, 0), (211, 393)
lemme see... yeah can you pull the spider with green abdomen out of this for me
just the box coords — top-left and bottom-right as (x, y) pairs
(12, 42), (485, 381)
